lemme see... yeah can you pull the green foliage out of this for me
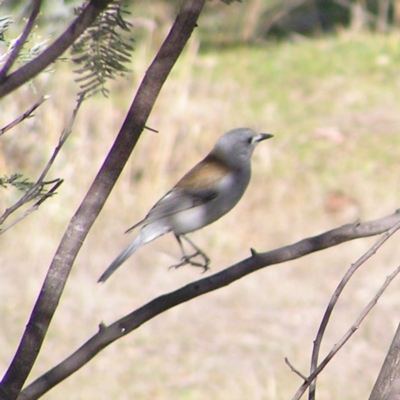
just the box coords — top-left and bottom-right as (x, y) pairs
(0, 15), (12, 42)
(0, 14), (51, 73)
(0, 173), (37, 192)
(0, 15), (13, 64)
(0, 174), (63, 204)
(71, 0), (134, 98)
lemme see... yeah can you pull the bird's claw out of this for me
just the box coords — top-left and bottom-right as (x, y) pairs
(169, 251), (210, 273)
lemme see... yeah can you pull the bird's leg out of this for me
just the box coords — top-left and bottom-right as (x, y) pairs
(181, 235), (211, 271)
(169, 234), (210, 272)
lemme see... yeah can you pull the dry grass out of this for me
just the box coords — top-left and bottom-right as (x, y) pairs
(1, 30), (400, 399)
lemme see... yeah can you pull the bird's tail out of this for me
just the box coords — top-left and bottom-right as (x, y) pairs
(98, 223), (170, 283)
(98, 231), (145, 283)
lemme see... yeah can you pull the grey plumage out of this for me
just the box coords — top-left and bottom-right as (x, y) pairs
(98, 127), (273, 283)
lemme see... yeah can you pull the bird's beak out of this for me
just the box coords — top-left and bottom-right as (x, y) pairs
(257, 133), (274, 142)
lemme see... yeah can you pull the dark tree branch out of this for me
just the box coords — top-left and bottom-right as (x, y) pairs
(308, 219), (400, 400)
(20, 211), (400, 399)
(0, 1), (206, 399)
(0, 0), (43, 82)
(0, 0), (113, 99)
(0, 95), (48, 136)
(368, 323), (400, 400)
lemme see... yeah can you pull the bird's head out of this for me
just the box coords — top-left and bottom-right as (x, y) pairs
(212, 128), (273, 167)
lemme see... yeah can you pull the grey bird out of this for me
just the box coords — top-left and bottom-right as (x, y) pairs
(98, 127), (273, 283)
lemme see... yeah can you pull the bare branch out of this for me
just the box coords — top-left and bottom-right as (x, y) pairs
(0, 0), (113, 99)
(0, 179), (63, 234)
(0, 0), (43, 81)
(293, 264), (400, 400)
(0, 96), (83, 231)
(0, 2), (207, 399)
(36, 94), (84, 182)
(308, 219), (400, 400)
(0, 95), (49, 136)
(0, 180), (47, 228)
(20, 211), (400, 399)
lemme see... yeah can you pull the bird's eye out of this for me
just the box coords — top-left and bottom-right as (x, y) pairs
(247, 137), (253, 145)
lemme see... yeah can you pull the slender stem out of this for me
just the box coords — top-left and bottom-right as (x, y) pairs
(0, 96), (48, 136)
(293, 264), (400, 400)
(308, 220), (400, 400)
(0, 0), (43, 81)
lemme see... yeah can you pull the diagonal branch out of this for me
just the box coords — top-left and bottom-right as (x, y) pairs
(308, 218), (400, 400)
(292, 264), (400, 400)
(20, 210), (400, 399)
(0, 0), (113, 99)
(0, 0), (43, 81)
(0, 1), (207, 399)
(0, 95), (49, 136)
(0, 179), (63, 234)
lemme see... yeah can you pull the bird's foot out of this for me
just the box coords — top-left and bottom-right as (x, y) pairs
(169, 251), (210, 273)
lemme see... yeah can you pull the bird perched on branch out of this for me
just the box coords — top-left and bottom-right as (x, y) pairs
(98, 127), (273, 283)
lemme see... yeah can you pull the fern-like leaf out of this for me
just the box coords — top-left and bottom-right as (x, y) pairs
(71, 1), (134, 98)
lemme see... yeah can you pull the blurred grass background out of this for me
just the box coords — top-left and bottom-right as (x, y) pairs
(1, 1), (400, 399)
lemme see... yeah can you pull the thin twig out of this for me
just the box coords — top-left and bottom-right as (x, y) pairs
(0, 182), (43, 226)
(0, 0), (43, 82)
(36, 94), (84, 183)
(285, 357), (308, 380)
(292, 264), (400, 400)
(307, 219), (400, 400)
(0, 96), (83, 229)
(0, 95), (49, 136)
(33, 179), (63, 207)
(0, 179), (63, 234)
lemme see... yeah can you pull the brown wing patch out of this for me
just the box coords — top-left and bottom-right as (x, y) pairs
(175, 154), (231, 191)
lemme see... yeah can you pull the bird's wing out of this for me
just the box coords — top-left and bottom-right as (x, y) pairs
(125, 187), (218, 233)
(125, 155), (230, 234)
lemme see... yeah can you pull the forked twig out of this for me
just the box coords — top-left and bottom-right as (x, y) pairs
(0, 95), (84, 230)
(284, 221), (400, 399)
(291, 264), (400, 400)
(307, 220), (400, 400)
(0, 179), (63, 234)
